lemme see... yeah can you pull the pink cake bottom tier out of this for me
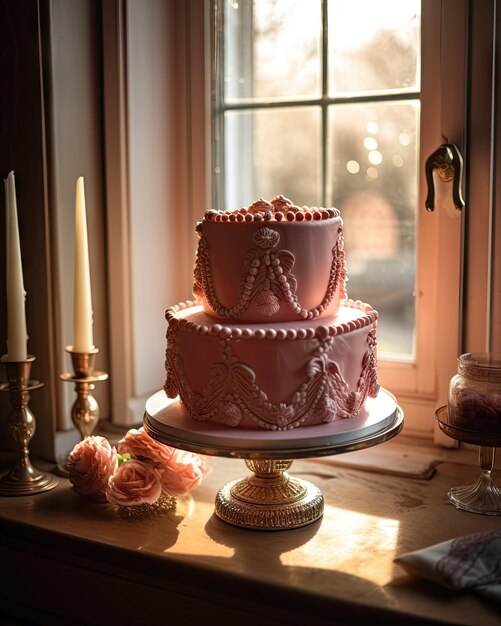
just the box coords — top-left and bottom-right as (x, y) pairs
(164, 300), (380, 430)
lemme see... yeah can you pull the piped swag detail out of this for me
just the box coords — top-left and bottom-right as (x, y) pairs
(193, 226), (346, 320)
(164, 324), (379, 430)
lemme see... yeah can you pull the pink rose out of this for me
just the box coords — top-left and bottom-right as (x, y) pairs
(118, 427), (175, 465)
(106, 459), (163, 507)
(159, 449), (211, 497)
(67, 435), (118, 501)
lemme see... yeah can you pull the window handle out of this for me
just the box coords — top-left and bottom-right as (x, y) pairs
(425, 143), (465, 212)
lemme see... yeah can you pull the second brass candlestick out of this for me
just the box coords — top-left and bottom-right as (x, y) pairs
(57, 346), (108, 476)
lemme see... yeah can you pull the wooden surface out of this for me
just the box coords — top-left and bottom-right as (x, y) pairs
(0, 445), (500, 625)
(322, 436), (482, 479)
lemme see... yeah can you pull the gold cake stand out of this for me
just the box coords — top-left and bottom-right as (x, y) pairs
(143, 388), (403, 531)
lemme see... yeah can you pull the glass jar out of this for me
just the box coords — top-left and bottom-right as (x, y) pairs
(447, 353), (501, 436)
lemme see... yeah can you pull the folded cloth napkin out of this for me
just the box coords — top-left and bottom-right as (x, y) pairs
(395, 528), (501, 601)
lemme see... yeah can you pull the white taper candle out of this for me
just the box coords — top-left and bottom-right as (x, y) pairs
(5, 171), (28, 361)
(73, 177), (94, 352)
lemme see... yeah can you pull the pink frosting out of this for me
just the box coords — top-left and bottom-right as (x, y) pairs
(164, 300), (380, 430)
(193, 217), (346, 323)
(165, 197), (380, 431)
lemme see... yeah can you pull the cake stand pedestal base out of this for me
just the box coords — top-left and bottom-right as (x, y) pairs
(144, 388), (403, 531)
(215, 459), (323, 530)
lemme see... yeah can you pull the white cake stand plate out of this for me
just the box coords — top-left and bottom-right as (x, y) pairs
(144, 388), (403, 531)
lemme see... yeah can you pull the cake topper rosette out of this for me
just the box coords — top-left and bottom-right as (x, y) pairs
(202, 196), (340, 224)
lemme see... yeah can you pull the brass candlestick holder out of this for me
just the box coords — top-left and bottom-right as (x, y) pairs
(0, 355), (58, 495)
(57, 346), (108, 476)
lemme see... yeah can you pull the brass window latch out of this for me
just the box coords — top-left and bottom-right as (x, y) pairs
(425, 143), (465, 212)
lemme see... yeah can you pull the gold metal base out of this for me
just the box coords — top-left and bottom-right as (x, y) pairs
(57, 347), (109, 475)
(61, 346), (109, 440)
(0, 465), (58, 496)
(215, 459), (324, 530)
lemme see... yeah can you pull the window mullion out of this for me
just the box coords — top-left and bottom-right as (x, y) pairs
(220, 91), (420, 113)
(212, 0), (224, 208)
(321, 0), (329, 206)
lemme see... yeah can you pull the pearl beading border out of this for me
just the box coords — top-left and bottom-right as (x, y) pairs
(165, 299), (378, 341)
(204, 207), (341, 223)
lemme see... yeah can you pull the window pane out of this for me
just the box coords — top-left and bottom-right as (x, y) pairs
(327, 101), (419, 356)
(224, 0), (322, 102)
(328, 0), (420, 96)
(223, 107), (321, 209)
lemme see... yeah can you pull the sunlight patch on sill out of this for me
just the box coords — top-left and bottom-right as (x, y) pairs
(281, 506), (400, 586)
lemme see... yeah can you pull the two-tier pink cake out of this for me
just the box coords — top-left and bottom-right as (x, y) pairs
(164, 196), (380, 430)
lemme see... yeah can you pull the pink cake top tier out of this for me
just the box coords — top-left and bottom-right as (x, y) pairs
(193, 195), (347, 323)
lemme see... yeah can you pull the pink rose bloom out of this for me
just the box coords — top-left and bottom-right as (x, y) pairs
(106, 459), (163, 507)
(118, 427), (175, 465)
(160, 449), (211, 497)
(67, 435), (118, 501)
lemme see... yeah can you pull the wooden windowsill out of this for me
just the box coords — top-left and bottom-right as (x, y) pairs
(0, 442), (499, 625)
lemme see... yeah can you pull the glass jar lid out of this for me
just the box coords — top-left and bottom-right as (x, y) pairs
(457, 352), (501, 381)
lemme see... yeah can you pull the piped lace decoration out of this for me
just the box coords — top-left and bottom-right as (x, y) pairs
(164, 324), (379, 430)
(193, 226), (346, 320)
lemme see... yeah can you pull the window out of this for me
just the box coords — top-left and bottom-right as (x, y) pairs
(210, 0), (472, 438)
(213, 0), (421, 359)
